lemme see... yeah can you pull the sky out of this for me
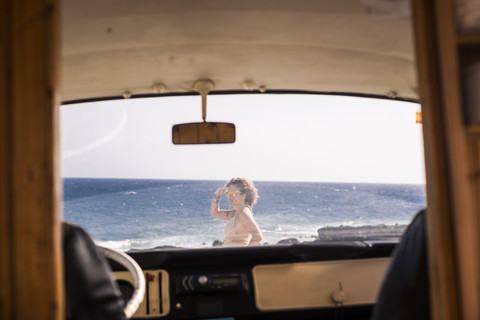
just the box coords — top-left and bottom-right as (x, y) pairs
(60, 94), (425, 184)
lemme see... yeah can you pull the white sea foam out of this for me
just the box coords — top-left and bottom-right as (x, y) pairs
(96, 223), (406, 251)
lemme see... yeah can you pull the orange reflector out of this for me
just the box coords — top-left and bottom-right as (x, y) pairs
(416, 111), (422, 124)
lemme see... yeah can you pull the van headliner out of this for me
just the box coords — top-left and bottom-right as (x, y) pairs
(61, 0), (417, 102)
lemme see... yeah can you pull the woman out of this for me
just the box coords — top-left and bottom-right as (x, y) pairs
(211, 178), (263, 246)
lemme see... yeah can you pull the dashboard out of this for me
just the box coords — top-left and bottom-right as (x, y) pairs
(110, 241), (395, 320)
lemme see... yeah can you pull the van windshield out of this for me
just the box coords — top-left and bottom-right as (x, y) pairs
(61, 94), (426, 250)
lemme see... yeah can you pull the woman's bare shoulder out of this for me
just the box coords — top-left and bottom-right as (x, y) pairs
(237, 208), (254, 220)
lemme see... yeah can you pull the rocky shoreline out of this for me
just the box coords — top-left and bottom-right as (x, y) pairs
(133, 224), (409, 250)
(315, 224), (407, 241)
(214, 224), (408, 246)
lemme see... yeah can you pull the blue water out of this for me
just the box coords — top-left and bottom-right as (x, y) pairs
(62, 178), (426, 250)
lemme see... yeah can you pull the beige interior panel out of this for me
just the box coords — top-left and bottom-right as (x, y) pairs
(61, 0), (417, 101)
(114, 269), (170, 318)
(252, 258), (389, 311)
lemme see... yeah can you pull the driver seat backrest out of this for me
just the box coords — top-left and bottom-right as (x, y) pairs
(62, 222), (127, 320)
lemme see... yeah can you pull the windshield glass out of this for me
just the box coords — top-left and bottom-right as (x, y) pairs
(61, 94), (425, 250)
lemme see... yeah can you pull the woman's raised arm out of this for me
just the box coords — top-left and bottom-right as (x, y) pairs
(210, 186), (235, 220)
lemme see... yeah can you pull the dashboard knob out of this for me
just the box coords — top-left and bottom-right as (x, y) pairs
(198, 275), (208, 285)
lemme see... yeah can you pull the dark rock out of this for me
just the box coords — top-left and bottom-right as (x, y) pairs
(276, 238), (300, 244)
(212, 239), (224, 247)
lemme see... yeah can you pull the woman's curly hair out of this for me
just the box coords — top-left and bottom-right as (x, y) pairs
(226, 177), (259, 207)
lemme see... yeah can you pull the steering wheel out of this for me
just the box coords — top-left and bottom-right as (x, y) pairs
(99, 246), (146, 318)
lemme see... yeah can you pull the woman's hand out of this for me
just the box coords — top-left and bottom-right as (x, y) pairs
(214, 186), (227, 197)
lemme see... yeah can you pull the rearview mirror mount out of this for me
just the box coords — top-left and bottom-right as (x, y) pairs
(172, 79), (236, 144)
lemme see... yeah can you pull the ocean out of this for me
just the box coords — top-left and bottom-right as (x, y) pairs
(63, 178), (426, 251)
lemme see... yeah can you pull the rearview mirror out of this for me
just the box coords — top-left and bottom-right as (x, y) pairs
(172, 122), (236, 144)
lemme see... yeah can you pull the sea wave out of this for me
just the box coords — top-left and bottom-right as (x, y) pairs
(96, 223), (406, 251)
